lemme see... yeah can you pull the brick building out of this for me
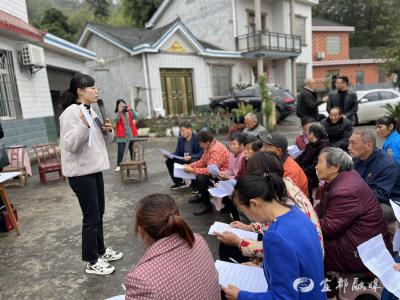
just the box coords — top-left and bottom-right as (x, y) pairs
(311, 18), (393, 91)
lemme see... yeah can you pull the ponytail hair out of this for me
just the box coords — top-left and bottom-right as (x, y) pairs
(62, 73), (95, 110)
(234, 172), (289, 207)
(134, 194), (195, 247)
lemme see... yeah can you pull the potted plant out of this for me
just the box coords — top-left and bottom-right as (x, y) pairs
(385, 102), (400, 129)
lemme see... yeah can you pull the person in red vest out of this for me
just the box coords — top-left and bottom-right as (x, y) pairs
(113, 99), (138, 172)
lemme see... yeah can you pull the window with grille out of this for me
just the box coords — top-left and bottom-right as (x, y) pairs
(212, 65), (232, 96)
(247, 11), (266, 33)
(326, 36), (341, 54)
(356, 71), (364, 84)
(295, 16), (306, 46)
(379, 69), (386, 83)
(296, 63), (307, 92)
(0, 50), (22, 120)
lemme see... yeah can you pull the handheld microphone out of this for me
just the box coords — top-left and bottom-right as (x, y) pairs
(97, 99), (107, 122)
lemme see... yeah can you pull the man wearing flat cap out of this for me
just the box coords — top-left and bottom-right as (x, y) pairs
(258, 132), (309, 197)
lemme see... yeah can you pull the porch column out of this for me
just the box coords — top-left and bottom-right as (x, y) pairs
(290, 0), (297, 94)
(254, 0), (263, 77)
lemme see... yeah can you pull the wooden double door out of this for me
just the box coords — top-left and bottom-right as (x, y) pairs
(160, 69), (194, 115)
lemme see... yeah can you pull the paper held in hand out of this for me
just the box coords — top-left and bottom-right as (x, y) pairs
(208, 179), (236, 198)
(208, 164), (220, 178)
(208, 221), (258, 240)
(215, 260), (268, 293)
(288, 145), (301, 158)
(159, 148), (185, 160)
(357, 234), (400, 297)
(173, 163), (196, 180)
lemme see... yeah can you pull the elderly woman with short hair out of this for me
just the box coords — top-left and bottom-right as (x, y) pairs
(315, 147), (390, 273)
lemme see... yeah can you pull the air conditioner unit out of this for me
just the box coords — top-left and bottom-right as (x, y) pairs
(21, 44), (45, 67)
(316, 51), (325, 61)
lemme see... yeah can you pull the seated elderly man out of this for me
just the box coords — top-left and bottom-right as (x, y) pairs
(165, 122), (203, 189)
(242, 113), (268, 137)
(321, 106), (353, 150)
(348, 129), (400, 221)
(315, 147), (390, 273)
(183, 130), (229, 215)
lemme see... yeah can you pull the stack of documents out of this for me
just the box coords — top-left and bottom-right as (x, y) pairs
(173, 163), (196, 180)
(215, 260), (268, 292)
(208, 221), (258, 240)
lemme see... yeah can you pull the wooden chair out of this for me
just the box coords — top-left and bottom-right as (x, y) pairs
(2, 145), (29, 186)
(32, 144), (64, 184)
(120, 140), (148, 183)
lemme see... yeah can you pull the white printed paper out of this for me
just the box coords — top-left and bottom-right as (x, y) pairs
(288, 145), (301, 158)
(215, 260), (268, 293)
(209, 187), (229, 198)
(357, 234), (400, 297)
(393, 229), (400, 252)
(208, 164), (220, 177)
(390, 199), (400, 222)
(208, 180), (236, 198)
(173, 163), (196, 180)
(105, 295), (124, 300)
(208, 221), (258, 240)
(159, 148), (185, 160)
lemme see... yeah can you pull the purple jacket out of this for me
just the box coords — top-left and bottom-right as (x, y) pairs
(315, 170), (390, 273)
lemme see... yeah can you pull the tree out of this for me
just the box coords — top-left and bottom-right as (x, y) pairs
(39, 8), (74, 41)
(122, 0), (163, 27)
(85, 0), (111, 21)
(313, 0), (400, 48)
(383, 27), (400, 88)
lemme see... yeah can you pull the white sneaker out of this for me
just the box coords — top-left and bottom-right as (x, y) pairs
(100, 247), (123, 261)
(85, 258), (115, 275)
(115, 166), (120, 172)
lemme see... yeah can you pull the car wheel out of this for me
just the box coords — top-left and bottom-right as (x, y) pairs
(275, 107), (282, 123)
(352, 114), (358, 126)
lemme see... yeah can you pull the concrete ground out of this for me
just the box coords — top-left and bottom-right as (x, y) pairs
(0, 115), (375, 300)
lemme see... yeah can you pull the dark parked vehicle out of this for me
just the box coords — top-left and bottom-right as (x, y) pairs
(209, 86), (296, 122)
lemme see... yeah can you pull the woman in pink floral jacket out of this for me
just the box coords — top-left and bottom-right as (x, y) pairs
(124, 194), (221, 300)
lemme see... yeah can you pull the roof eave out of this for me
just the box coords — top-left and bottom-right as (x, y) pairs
(312, 26), (355, 32)
(145, 0), (171, 29)
(44, 33), (96, 61)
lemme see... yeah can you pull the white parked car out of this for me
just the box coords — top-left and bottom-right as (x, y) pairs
(318, 89), (400, 125)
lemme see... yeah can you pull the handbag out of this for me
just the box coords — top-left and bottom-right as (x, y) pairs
(0, 144), (10, 169)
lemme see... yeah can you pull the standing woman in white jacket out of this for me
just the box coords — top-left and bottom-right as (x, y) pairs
(60, 74), (123, 275)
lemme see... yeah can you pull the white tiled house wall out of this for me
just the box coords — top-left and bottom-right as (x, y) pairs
(0, 0), (29, 22)
(0, 38), (54, 119)
(147, 53), (211, 112)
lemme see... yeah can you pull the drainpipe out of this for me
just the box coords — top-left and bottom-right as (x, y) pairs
(142, 53), (153, 118)
(232, 0), (237, 39)
(254, 0), (263, 77)
(290, 0), (297, 94)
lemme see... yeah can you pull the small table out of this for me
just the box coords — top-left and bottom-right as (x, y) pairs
(0, 172), (22, 235)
